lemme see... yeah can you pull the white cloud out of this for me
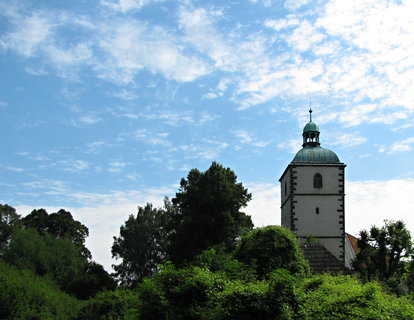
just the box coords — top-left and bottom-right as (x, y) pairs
(100, 0), (162, 12)
(232, 130), (270, 148)
(108, 89), (138, 100)
(0, 164), (24, 172)
(265, 16), (300, 31)
(107, 160), (130, 173)
(326, 132), (368, 149)
(179, 139), (229, 161)
(98, 20), (211, 84)
(61, 159), (90, 172)
(245, 183), (280, 226)
(346, 179), (414, 236)
(388, 137), (414, 154)
(133, 129), (171, 146)
(284, 0), (311, 10)
(285, 20), (325, 52)
(1, 12), (54, 56)
(277, 138), (302, 154)
(78, 114), (102, 125)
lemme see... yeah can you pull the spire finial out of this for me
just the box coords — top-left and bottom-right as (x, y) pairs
(309, 100), (313, 122)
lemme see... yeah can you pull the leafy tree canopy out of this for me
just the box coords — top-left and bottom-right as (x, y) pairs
(22, 208), (91, 258)
(112, 200), (175, 286)
(0, 204), (20, 251)
(353, 220), (413, 282)
(170, 162), (253, 265)
(235, 226), (310, 278)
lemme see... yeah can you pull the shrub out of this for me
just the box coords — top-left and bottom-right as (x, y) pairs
(77, 289), (139, 320)
(235, 226), (309, 278)
(300, 274), (414, 319)
(0, 260), (81, 319)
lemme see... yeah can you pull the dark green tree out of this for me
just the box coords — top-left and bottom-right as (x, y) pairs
(353, 220), (412, 281)
(22, 208), (91, 258)
(112, 201), (175, 286)
(3, 228), (87, 293)
(0, 204), (20, 252)
(235, 226), (309, 278)
(68, 261), (117, 299)
(170, 162), (253, 265)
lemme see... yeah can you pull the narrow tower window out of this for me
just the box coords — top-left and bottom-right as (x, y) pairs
(315, 207), (320, 214)
(313, 173), (322, 188)
(284, 181), (287, 196)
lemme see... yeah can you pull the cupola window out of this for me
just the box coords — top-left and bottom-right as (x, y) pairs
(313, 173), (322, 188)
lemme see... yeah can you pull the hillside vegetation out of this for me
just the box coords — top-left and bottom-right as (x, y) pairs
(1, 163), (414, 319)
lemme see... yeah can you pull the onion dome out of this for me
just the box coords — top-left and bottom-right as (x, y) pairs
(292, 108), (340, 164)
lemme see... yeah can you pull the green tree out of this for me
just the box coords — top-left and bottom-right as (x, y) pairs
(235, 226), (309, 278)
(112, 201), (174, 286)
(170, 162), (253, 265)
(69, 261), (117, 299)
(22, 208), (91, 258)
(3, 228), (87, 290)
(0, 204), (20, 252)
(353, 220), (412, 281)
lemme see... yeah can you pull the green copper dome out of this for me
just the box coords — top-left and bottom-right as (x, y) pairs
(292, 145), (340, 164)
(292, 108), (341, 164)
(303, 121), (319, 133)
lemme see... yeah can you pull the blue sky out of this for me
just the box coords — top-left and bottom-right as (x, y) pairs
(1, 0), (414, 270)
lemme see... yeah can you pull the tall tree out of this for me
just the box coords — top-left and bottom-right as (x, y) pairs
(22, 208), (91, 258)
(112, 200), (175, 286)
(353, 220), (413, 281)
(169, 162), (253, 265)
(0, 204), (20, 252)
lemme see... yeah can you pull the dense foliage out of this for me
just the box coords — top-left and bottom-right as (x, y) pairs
(0, 260), (81, 319)
(235, 226), (310, 278)
(112, 201), (174, 286)
(2, 163), (414, 319)
(169, 162), (253, 265)
(353, 220), (413, 292)
(112, 162), (253, 284)
(0, 207), (115, 300)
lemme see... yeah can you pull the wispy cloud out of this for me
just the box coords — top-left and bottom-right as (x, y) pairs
(388, 137), (414, 154)
(133, 129), (171, 146)
(326, 132), (368, 149)
(97, 19), (211, 84)
(107, 160), (130, 173)
(61, 159), (90, 172)
(0, 164), (24, 172)
(233, 130), (269, 148)
(107, 89), (138, 100)
(100, 0), (163, 12)
(178, 139), (229, 161)
(77, 114), (102, 125)
(277, 138), (302, 154)
(1, 11), (54, 56)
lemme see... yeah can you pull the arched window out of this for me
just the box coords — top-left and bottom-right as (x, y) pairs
(313, 173), (322, 188)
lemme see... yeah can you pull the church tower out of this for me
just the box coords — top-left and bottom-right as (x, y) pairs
(279, 109), (346, 265)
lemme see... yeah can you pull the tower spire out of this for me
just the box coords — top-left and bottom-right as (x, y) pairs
(309, 100), (312, 122)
